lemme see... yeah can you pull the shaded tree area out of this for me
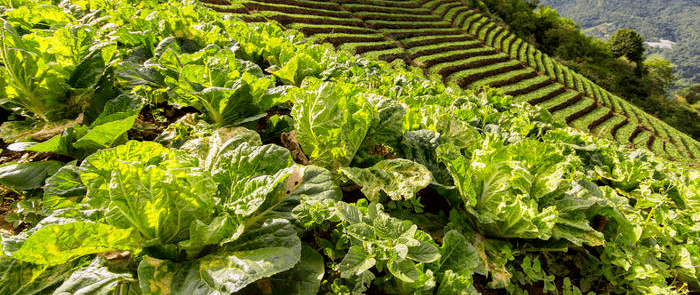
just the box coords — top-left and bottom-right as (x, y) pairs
(476, 0), (700, 141)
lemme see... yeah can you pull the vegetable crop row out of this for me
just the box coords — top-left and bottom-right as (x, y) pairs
(3, 1), (700, 294)
(223, 0), (700, 161)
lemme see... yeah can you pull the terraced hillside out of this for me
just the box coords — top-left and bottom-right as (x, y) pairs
(201, 0), (700, 162)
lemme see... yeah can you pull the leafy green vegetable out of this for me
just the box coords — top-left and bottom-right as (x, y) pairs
(0, 161), (63, 191)
(0, 254), (80, 295)
(334, 202), (440, 286)
(43, 161), (87, 209)
(0, 11), (119, 142)
(210, 142), (294, 201)
(52, 257), (137, 294)
(398, 130), (453, 185)
(340, 159), (432, 202)
(19, 94), (143, 158)
(153, 40), (274, 125)
(436, 230), (480, 275)
(269, 53), (323, 86)
(12, 222), (138, 266)
(197, 219), (301, 293)
(2, 0), (700, 293)
(137, 218), (301, 294)
(291, 81), (376, 169)
(438, 139), (580, 240)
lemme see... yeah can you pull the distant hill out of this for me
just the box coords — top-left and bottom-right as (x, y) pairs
(538, 0), (700, 86)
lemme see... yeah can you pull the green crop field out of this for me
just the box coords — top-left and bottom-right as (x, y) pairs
(3, 0), (700, 294)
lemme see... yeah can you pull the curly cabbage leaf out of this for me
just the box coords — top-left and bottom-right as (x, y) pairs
(340, 159), (432, 202)
(291, 81), (376, 169)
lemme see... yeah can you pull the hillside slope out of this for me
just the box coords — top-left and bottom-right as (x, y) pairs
(538, 0), (700, 86)
(202, 0), (700, 163)
(3, 1), (700, 294)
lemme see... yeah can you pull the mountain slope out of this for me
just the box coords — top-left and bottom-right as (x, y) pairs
(201, 0), (700, 162)
(539, 0), (700, 86)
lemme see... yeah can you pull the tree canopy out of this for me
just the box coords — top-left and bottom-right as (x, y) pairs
(608, 28), (645, 65)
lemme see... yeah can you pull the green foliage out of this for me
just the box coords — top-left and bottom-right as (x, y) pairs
(152, 40), (274, 125)
(679, 84), (700, 104)
(3, 0), (700, 294)
(645, 54), (677, 93)
(340, 159), (432, 202)
(0, 4), (119, 140)
(290, 81), (375, 169)
(608, 28), (646, 66)
(541, 0), (700, 85)
(335, 202), (440, 288)
(477, 0), (700, 142)
(0, 161), (62, 191)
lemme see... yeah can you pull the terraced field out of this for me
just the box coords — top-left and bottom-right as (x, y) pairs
(200, 0), (700, 162)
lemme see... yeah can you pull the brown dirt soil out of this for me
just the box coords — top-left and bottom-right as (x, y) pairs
(403, 35), (472, 48)
(456, 63), (523, 88)
(511, 37), (525, 58)
(419, 0), (456, 10)
(322, 35), (387, 47)
(547, 93), (583, 114)
(409, 42), (482, 59)
(341, 183), (365, 204)
(588, 110), (614, 131)
(255, 0), (338, 11)
(0, 188), (22, 235)
(389, 29), (463, 41)
(428, 50), (501, 69)
(437, 3), (464, 18)
(339, 0), (422, 9)
(470, 18), (490, 35)
(473, 274), (508, 295)
(267, 14), (361, 27)
(482, 24), (502, 42)
(504, 79), (553, 97)
(343, 4), (432, 16)
(372, 21), (453, 31)
(645, 135), (656, 151)
(565, 103), (598, 124)
(127, 103), (197, 141)
(358, 13), (443, 23)
(197, 0), (230, 5)
(377, 53), (410, 64)
(354, 42), (400, 55)
(489, 71), (538, 88)
(209, 6), (248, 14)
(298, 25), (377, 37)
(456, 10), (480, 28)
(677, 137), (697, 159)
(498, 31), (511, 49)
(528, 87), (567, 106)
(610, 119), (630, 139)
(627, 126), (644, 144)
(244, 2), (348, 19)
(416, 187), (450, 215)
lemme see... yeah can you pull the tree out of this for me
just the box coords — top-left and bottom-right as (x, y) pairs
(608, 28), (645, 66)
(679, 84), (700, 105)
(644, 54), (677, 95)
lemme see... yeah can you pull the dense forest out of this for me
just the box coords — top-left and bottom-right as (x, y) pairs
(538, 0), (700, 87)
(475, 0), (700, 141)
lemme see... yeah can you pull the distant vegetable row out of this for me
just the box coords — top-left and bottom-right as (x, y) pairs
(203, 0), (700, 163)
